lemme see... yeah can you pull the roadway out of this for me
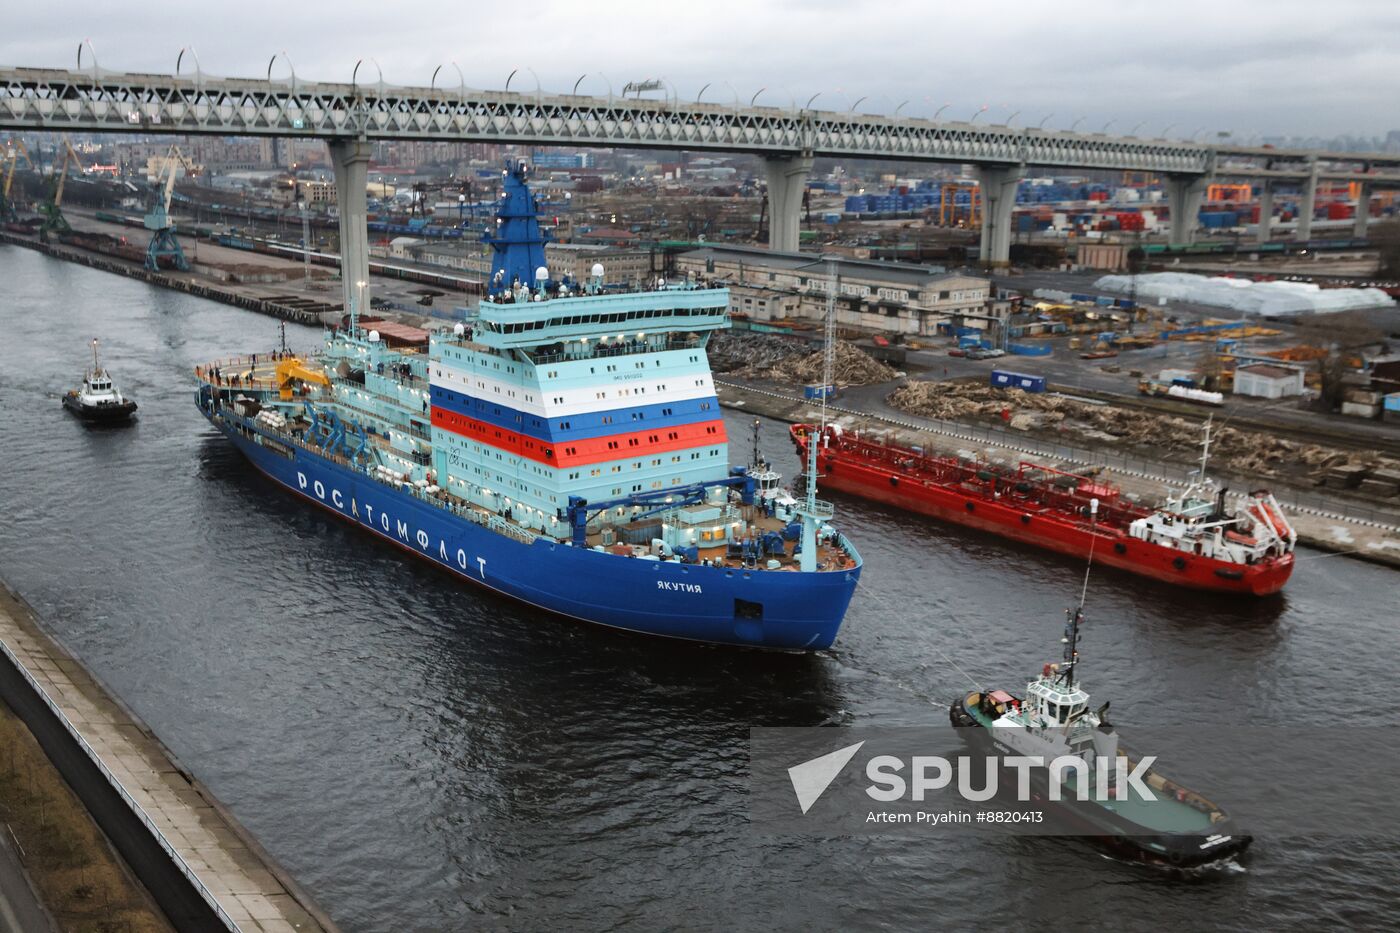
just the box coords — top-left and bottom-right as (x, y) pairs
(0, 826), (52, 933)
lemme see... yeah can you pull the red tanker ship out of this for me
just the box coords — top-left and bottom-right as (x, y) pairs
(791, 424), (1295, 595)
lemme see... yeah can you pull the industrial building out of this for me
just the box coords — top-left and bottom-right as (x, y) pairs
(675, 244), (999, 336)
(405, 240), (652, 288)
(1234, 363), (1306, 399)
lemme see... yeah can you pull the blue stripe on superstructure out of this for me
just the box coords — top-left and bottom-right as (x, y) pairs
(428, 385), (722, 442)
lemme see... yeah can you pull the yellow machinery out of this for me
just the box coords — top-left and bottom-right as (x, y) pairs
(1206, 183), (1252, 203)
(1, 138), (33, 221)
(276, 356), (331, 400)
(939, 182), (981, 227)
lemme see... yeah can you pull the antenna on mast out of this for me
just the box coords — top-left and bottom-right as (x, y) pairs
(794, 259), (838, 574)
(1063, 496), (1099, 690)
(1199, 414), (1213, 482)
(803, 259), (837, 513)
(819, 258), (837, 434)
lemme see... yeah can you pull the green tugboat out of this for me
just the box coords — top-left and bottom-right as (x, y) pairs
(950, 501), (1251, 868)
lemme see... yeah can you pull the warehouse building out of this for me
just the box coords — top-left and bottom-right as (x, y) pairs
(1234, 363), (1306, 399)
(675, 244), (997, 336)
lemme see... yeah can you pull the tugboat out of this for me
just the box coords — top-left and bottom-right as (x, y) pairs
(62, 338), (138, 423)
(949, 502), (1251, 868)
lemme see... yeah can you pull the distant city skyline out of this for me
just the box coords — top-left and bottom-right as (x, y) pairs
(5, 0), (1399, 141)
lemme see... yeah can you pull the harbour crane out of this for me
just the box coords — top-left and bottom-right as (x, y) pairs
(144, 144), (196, 271)
(38, 134), (83, 239)
(1, 138), (33, 222)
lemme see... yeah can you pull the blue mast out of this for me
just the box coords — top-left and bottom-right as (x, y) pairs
(482, 160), (550, 297)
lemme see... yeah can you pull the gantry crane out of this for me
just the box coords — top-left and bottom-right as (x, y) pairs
(38, 134), (84, 239)
(144, 144), (196, 271)
(1, 138), (33, 222)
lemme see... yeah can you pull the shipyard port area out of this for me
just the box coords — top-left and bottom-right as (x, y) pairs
(2, 243), (1399, 930)
(5, 7), (1400, 928)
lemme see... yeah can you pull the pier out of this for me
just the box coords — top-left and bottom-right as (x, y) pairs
(0, 583), (336, 932)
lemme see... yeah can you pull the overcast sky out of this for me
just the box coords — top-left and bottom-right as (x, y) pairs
(5, 0), (1398, 140)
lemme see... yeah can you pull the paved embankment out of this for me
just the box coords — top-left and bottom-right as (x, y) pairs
(717, 380), (1400, 570)
(0, 230), (329, 326)
(0, 583), (336, 932)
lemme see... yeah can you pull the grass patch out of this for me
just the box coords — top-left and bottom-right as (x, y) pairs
(0, 699), (171, 932)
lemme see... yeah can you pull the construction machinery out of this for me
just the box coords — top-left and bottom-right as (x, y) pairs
(144, 144), (196, 271)
(939, 182), (981, 227)
(38, 134), (83, 239)
(1, 138), (33, 222)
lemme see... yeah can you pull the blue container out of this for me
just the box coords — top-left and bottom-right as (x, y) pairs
(804, 384), (838, 400)
(991, 370), (1047, 392)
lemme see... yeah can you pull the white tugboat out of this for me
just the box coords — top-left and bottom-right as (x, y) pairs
(63, 338), (138, 423)
(950, 501), (1251, 868)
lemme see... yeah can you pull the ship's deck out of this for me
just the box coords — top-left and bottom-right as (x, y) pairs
(197, 361), (858, 573)
(582, 509), (851, 571)
(961, 695), (1222, 834)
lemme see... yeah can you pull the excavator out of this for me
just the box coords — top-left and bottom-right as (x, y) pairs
(1, 138), (33, 223)
(38, 135), (84, 240)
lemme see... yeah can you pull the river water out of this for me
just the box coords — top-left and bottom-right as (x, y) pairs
(0, 245), (1394, 931)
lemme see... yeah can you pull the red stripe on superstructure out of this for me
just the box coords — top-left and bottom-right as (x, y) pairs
(431, 407), (728, 467)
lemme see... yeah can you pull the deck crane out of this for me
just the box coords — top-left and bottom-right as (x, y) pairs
(1, 138), (33, 222)
(38, 134), (83, 239)
(144, 145), (196, 271)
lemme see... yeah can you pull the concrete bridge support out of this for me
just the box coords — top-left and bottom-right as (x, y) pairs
(1165, 174), (1207, 246)
(763, 154), (813, 253)
(976, 164), (1025, 268)
(1256, 182), (1273, 244)
(1354, 182), (1372, 239)
(1295, 157), (1318, 242)
(329, 138), (373, 316)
